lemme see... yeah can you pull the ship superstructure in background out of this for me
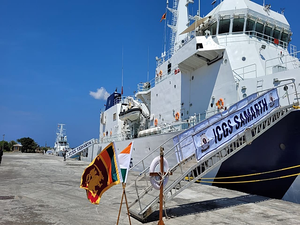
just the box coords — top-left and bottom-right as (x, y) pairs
(54, 124), (70, 155)
(83, 0), (300, 204)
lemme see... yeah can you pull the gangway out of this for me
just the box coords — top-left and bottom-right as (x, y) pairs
(126, 86), (298, 221)
(66, 138), (96, 159)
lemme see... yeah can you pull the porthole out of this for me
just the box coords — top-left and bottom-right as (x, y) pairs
(280, 143), (286, 150)
(242, 57), (246, 61)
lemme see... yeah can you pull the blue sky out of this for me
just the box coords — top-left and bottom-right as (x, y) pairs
(0, 0), (299, 148)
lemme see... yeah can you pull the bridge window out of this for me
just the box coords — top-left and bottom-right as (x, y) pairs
(255, 22), (264, 37)
(113, 113), (116, 121)
(210, 22), (217, 35)
(232, 18), (244, 33)
(219, 18), (230, 34)
(264, 26), (273, 40)
(281, 32), (289, 42)
(273, 29), (281, 39)
(246, 19), (255, 32)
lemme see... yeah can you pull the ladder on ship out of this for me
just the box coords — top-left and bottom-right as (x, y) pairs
(126, 99), (297, 221)
(66, 138), (96, 159)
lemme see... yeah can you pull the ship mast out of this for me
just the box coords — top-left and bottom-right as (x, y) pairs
(121, 46), (124, 95)
(167, 0), (191, 56)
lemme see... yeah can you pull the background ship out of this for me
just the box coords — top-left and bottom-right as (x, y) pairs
(74, 0), (300, 208)
(53, 124), (70, 156)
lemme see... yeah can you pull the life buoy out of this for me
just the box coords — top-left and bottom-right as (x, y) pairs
(216, 98), (224, 109)
(174, 69), (180, 75)
(154, 118), (158, 127)
(175, 112), (180, 121)
(159, 70), (163, 77)
(149, 156), (169, 190)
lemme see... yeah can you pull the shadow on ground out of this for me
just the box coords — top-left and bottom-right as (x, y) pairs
(142, 194), (269, 223)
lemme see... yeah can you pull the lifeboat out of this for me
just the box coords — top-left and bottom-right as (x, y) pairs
(119, 107), (142, 121)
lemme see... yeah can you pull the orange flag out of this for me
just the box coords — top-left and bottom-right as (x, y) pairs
(160, 13), (166, 22)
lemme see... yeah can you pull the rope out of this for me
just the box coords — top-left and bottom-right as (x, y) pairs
(185, 164), (300, 184)
(201, 164), (300, 180)
(200, 173), (300, 184)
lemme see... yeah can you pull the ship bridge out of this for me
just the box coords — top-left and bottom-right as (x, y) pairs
(184, 0), (291, 49)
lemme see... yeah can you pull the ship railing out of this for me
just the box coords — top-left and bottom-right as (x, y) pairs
(100, 133), (126, 143)
(126, 84), (298, 220)
(160, 121), (189, 134)
(233, 63), (257, 80)
(265, 51), (300, 75)
(137, 79), (156, 92)
(217, 30), (289, 49)
(156, 31), (196, 67)
(136, 65), (182, 92)
(246, 30), (289, 49)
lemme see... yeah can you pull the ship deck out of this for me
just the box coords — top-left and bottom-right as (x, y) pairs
(1, 152), (300, 224)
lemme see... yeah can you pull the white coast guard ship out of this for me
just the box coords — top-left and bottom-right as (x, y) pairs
(84, 0), (300, 204)
(53, 124), (70, 155)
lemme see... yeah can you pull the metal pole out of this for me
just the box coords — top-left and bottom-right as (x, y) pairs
(2, 134), (4, 151)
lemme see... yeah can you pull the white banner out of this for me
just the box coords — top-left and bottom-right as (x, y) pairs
(174, 89), (279, 162)
(66, 139), (95, 158)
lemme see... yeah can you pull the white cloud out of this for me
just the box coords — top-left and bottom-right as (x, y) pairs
(89, 87), (110, 100)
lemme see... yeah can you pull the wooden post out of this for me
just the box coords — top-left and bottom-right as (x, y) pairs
(149, 147), (172, 224)
(158, 147), (165, 225)
(116, 183), (132, 225)
(123, 183), (132, 225)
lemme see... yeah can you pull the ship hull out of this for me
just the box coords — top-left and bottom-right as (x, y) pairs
(210, 110), (300, 203)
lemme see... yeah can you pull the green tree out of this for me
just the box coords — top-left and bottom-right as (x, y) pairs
(8, 140), (17, 151)
(17, 137), (38, 153)
(0, 141), (9, 152)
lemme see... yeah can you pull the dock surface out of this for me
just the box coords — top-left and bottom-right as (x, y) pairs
(1, 152), (300, 224)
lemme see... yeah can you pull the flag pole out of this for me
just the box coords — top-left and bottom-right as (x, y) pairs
(123, 183), (132, 225)
(116, 186), (125, 225)
(116, 183), (132, 225)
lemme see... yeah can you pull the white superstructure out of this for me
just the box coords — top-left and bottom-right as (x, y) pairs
(86, 0), (299, 171)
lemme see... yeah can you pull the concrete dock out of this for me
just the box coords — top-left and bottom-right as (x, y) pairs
(1, 152), (300, 224)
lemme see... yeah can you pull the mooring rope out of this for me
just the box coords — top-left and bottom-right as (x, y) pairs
(185, 164), (300, 184)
